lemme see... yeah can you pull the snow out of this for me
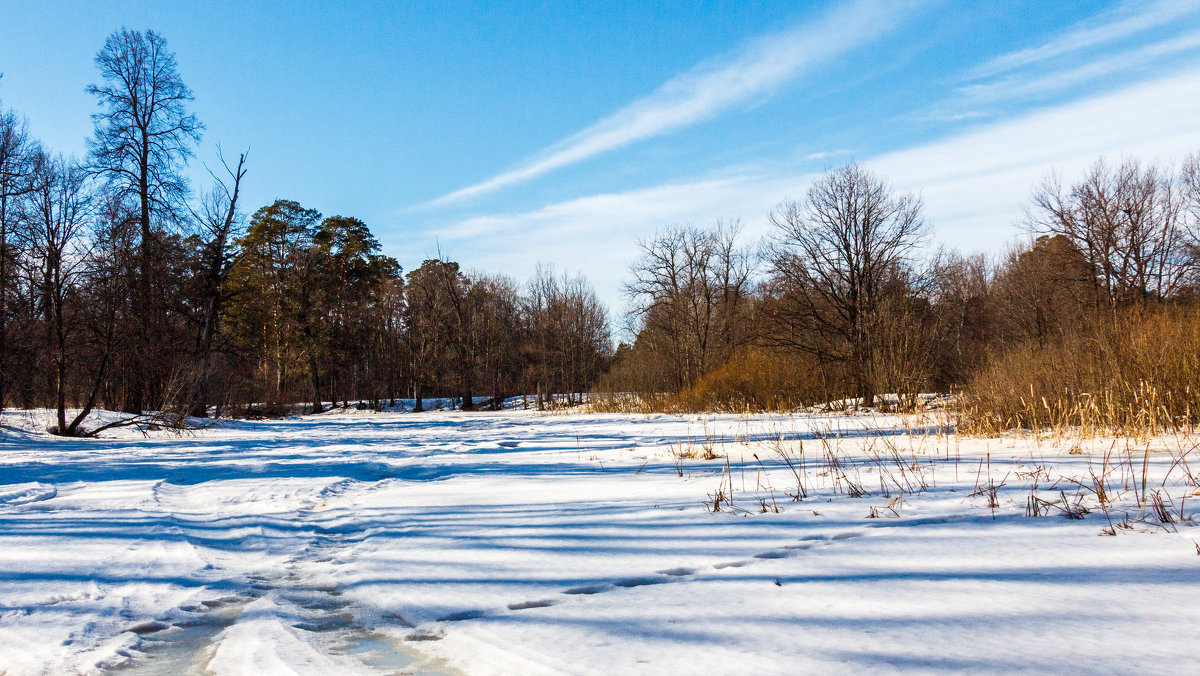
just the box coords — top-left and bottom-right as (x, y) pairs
(206, 594), (374, 675)
(0, 407), (1197, 674)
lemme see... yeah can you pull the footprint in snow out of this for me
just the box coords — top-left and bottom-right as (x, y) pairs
(405, 628), (444, 641)
(127, 620), (171, 635)
(614, 576), (668, 588)
(712, 531), (862, 570)
(402, 532), (880, 642)
(753, 550), (790, 560)
(435, 609), (490, 622)
(563, 583), (611, 595)
(507, 599), (556, 610)
(300, 596), (351, 612)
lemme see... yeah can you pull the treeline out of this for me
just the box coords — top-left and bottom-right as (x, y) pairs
(0, 29), (611, 434)
(6, 28), (1200, 436)
(602, 159), (1200, 432)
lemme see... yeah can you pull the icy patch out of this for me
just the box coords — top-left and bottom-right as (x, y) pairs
(206, 594), (373, 675)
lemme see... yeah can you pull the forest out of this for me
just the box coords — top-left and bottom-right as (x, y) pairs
(2, 28), (1200, 436)
(607, 158), (1200, 437)
(0, 30), (611, 432)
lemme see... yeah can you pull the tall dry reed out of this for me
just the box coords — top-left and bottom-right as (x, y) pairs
(960, 307), (1200, 436)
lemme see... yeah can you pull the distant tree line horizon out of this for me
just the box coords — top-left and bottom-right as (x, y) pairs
(0, 28), (611, 434)
(3, 28), (1200, 436)
(606, 156), (1200, 431)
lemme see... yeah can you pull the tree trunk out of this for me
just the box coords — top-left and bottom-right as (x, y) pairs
(66, 310), (116, 437)
(0, 199), (8, 415)
(459, 356), (474, 411)
(309, 352), (323, 414)
(190, 281), (220, 418)
(54, 287), (67, 434)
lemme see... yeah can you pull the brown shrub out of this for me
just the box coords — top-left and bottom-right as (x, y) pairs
(961, 307), (1200, 436)
(590, 345), (828, 414)
(668, 346), (827, 412)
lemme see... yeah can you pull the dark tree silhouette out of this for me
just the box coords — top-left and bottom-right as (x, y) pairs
(0, 103), (39, 415)
(86, 28), (203, 412)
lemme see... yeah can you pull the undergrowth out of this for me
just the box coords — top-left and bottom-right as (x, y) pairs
(959, 308), (1200, 437)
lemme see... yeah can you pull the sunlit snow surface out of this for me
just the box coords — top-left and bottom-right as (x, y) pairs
(0, 407), (1197, 675)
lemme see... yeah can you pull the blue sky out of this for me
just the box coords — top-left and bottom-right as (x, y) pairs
(3, 1), (1200, 307)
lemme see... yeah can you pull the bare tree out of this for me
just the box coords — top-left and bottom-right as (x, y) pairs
(1027, 158), (1193, 313)
(557, 273), (612, 402)
(1179, 153), (1200, 285)
(469, 273), (522, 409)
(765, 163), (929, 406)
(187, 151), (246, 416)
(624, 221), (753, 390)
(69, 197), (138, 433)
(434, 260), (476, 410)
(20, 154), (93, 433)
(524, 266), (611, 408)
(0, 102), (39, 413)
(403, 262), (446, 412)
(87, 28), (203, 412)
(523, 265), (554, 407)
(927, 250), (993, 385)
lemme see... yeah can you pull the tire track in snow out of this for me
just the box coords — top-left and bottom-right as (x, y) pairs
(0, 482), (58, 506)
(111, 476), (437, 675)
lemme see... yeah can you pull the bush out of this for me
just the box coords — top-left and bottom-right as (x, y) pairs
(960, 307), (1200, 436)
(677, 346), (826, 412)
(590, 346), (832, 414)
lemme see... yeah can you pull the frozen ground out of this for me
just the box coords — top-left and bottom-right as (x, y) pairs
(0, 407), (1197, 675)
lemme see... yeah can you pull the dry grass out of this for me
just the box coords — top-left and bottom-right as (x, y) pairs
(679, 347), (824, 412)
(645, 411), (1195, 536)
(959, 308), (1200, 437)
(591, 346), (827, 414)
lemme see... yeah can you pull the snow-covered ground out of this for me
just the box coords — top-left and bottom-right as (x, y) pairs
(0, 408), (1197, 675)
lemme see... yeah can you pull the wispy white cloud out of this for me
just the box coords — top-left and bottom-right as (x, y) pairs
(421, 0), (918, 208)
(961, 27), (1200, 103)
(803, 149), (855, 161)
(422, 65), (1200, 310)
(969, 0), (1200, 80)
(873, 67), (1200, 242)
(426, 170), (800, 305)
